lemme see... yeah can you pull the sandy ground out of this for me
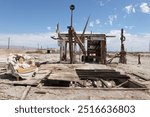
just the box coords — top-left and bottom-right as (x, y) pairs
(0, 49), (150, 100)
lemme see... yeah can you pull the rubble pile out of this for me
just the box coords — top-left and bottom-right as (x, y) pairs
(7, 54), (39, 80)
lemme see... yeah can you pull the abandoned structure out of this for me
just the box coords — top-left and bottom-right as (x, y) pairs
(52, 4), (117, 64)
(119, 28), (127, 64)
(0, 4), (149, 101)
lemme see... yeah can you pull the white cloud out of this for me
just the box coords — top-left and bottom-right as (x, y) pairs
(107, 30), (150, 52)
(108, 15), (117, 25)
(140, 3), (150, 14)
(125, 4), (136, 14)
(124, 26), (135, 30)
(47, 26), (51, 31)
(89, 21), (94, 27)
(89, 19), (101, 27)
(1, 30), (149, 52)
(96, 19), (100, 24)
(99, 0), (111, 6)
(99, 1), (104, 6)
(0, 32), (57, 48)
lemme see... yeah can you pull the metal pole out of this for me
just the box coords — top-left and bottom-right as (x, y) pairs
(70, 4), (75, 27)
(37, 43), (39, 50)
(69, 4), (75, 64)
(71, 10), (73, 27)
(149, 42), (150, 52)
(8, 37), (10, 49)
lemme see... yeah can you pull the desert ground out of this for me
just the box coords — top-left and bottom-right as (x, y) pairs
(0, 49), (150, 100)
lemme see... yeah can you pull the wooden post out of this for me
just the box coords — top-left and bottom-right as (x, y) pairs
(138, 54), (141, 64)
(64, 41), (67, 61)
(60, 42), (62, 61)
(119, 29), (127, 64)
(73, 42), (77, 62)
(68, 27), (74, 64)
(100, 34), (106, 64)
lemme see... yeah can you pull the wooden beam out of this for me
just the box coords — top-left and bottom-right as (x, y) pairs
(115, 80), (128, 88)
(41, 86), (149, 90)
(99, 79), (109, 88)
(21, 86), (31, 100)
(73, 30), (86, 55)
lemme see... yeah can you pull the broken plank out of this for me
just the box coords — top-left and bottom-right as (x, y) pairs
(99, 79), (109, 88)
(4, 70), (52, 86)
(115, 80), (128, 88)
(41, 86), (149, 90)
(21, 86), (31, 100)
(131, 73), (150, 81)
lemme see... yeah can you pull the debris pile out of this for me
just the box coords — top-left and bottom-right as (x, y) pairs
(7, 54), (39, 80)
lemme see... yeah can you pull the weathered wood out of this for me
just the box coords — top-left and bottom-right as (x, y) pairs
(34, 91), (57, 95)
(131, 73), (150, 81)
(21, 86), (31, 100)
(128, 79), (147, 88)
(48, 71), (79, 81)
(79, 76), (129, 80)
(76, 69), (130, 80)
(99, 79), (109, 88)
(34, 91), (46, 94)
(41, 86), (149, 90)
(73, 31), (86, 55)
(76, 80), (87, 87)
(76, 69), (116, 72)
(115, 80), (128, 88)
(1, 70), (52, 86)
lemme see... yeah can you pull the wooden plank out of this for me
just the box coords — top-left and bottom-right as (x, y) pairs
(76, 69), (116, 72)
(60, 33), (115, 39)
(21, 86), (31, 100)
(48, 71), (79, 81)
(73, 31), (86, 55)
(99, 79), (109, 88)
(41, 86), (149, 90)
(79, 76), (130, 80)
(115, 80), (128, 88)
(4, 70), (52, 86)
(128, 79), (147, 88)
(131, 73), (150, 81)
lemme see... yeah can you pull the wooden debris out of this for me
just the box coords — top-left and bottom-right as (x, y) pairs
(131, 73), (150, 81)
(1, 70), (52, 86)
(21, 86), (31, 100)
(115, 80), (128, 88)
(99, 79), (109, 88)
(41, 86), (149, 90)
(34, 90), (57, 95)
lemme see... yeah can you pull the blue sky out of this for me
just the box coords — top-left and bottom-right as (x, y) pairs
(0, 0), (150, 51)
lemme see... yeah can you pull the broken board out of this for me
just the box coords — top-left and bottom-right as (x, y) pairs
(4, 69), (51, 86)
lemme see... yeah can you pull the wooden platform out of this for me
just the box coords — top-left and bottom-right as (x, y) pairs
(76, 69), (130, 80)
(48, 71), (79, 81)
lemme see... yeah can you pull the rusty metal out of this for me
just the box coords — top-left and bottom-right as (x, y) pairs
(119, 28), (127, 64)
